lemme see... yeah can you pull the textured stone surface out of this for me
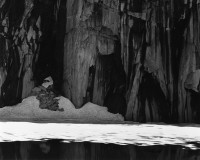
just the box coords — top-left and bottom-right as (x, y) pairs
(1, 0), (200, 123)
(63, 0), (121, 108)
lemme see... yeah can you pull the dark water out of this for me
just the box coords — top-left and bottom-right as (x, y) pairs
(1, 141), (200, 160)
(1, 121), (200, 160)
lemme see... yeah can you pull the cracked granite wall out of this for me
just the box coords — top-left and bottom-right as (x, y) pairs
(1, 0), (200, 123)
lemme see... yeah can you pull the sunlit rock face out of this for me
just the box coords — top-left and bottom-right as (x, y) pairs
(63, 0), (124, 110)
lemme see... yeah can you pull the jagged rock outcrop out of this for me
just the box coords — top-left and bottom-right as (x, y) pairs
(120, 0), (200, 123)
(0, 0), (64, 106)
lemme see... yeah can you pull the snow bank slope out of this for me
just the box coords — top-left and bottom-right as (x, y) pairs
(0, 96), (124, 121)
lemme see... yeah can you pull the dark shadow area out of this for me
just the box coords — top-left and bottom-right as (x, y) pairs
(0, 141), (200, 160)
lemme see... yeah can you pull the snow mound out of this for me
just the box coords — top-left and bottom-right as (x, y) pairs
(0, 96), (124, 122)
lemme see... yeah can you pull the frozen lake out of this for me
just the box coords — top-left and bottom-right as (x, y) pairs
(0, 120), (200, 150)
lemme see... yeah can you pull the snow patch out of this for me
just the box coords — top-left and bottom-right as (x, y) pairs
(0, 96), (124, 122)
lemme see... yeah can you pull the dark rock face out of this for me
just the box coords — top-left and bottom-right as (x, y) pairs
(1, 0), (200, 123)
(30, 85), (63, 112)
(0, 0), (65, 106)
(120, 0), (200, 123)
